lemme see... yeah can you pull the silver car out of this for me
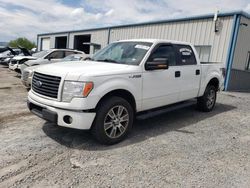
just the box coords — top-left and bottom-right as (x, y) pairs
(21, 53), (86, 88)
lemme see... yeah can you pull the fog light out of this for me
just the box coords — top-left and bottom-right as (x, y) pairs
(63, 115), (73, 124)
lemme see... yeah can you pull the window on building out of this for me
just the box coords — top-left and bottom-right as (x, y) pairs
(195, 45), (211, 63)
(246, 52), (250, 71)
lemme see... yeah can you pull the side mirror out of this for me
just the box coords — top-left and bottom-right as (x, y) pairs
(48, 56), (51, 61)
(145, 58), (169, 71)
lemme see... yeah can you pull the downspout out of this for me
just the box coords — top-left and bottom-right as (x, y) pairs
(36, 35), (39, 52)
(67, 32), (70, 49)
(224, 14), (241, 90)
(107, 28), (111, 45)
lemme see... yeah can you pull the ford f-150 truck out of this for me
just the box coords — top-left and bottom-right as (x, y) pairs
(27, 39), (224, 145)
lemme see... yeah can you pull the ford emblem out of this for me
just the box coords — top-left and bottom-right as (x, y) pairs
(35, 80), (43, 87)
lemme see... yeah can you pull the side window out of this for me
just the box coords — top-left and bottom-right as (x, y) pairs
(47, 51), (64, 59)
(175, 45), (197, 65)
(148, 45), (176, 66)
(65, 51), (75, 57)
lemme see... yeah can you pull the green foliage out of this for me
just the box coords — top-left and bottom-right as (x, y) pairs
(9, 37), (36, 50)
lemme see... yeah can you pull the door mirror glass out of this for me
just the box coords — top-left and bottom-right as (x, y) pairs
(145, 58), (169, 70)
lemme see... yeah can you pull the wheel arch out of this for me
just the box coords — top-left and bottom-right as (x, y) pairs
(207, 77), (220, 91)
(95, 89), (137, 113)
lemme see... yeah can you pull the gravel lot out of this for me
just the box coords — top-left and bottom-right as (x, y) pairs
(0, 65), (250, 188)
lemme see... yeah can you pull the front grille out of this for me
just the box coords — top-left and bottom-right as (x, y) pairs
(32, 72), (61, 99)
(22, 70), (29, 81)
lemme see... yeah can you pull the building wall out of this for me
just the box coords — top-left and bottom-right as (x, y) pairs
(68, 29), (109, 53)
(228, 69), (250, 91)
(228, 16), (250, 91)
(38, 16), (234, 66)
(232, 16), (250, 70)
(38, 33), (68, 50)
(109, 16), (234, 66)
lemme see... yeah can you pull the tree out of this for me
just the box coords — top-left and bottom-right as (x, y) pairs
(9, 37), (36, 50)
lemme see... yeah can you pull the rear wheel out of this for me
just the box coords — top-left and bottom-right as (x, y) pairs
(197, 85), (217, 112)
(91, 96), (134, 145)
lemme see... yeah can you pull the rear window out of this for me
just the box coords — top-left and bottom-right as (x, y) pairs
(175, 45), (197, 65)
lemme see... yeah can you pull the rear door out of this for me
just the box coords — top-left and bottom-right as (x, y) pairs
(142, 44), (181, 110)
(174, 44), (201, 101)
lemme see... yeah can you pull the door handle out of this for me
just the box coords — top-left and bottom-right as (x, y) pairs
(196, 69), (200, 75)
(175, 71), (181, 77)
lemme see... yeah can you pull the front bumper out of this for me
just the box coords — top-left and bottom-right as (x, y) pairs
(27, 96), (96, 130)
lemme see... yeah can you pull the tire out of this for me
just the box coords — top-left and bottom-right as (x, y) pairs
(197, 85), (217, 112)
(91, 96), (134, 145)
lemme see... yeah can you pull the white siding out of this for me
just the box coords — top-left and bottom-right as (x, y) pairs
(109, 17), (234, 66)
(232, 16), (250, 70)
(38, 16), (235, 65)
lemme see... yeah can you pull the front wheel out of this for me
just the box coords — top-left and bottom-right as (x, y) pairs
(91, 96), (134, 145)
(197, 85), (217, 112)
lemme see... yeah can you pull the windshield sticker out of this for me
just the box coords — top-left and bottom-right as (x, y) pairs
(135, 45), (150, 50)
(179, 48), (192, 56)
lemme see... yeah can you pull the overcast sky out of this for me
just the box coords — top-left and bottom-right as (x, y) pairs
(0, 0), (250, 42)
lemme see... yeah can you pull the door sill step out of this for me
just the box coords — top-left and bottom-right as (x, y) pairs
(136, 100), (196, 120)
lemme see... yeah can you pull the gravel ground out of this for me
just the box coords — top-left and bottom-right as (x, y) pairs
(0, 65), (250, 188)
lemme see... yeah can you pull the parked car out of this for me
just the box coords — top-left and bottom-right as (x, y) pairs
(21, 53), (86, 88)
(0, 47), (21, 66)
(18, 49), (84, 74)
(8, 46), (33, 71)
(27, 39), (224, 145)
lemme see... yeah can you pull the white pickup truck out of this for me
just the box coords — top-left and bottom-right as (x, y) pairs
(27, 39), (224, 145)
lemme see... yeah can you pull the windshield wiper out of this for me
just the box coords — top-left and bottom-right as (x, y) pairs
(84, 57), (93, 61)
(96, 59), (118, 63)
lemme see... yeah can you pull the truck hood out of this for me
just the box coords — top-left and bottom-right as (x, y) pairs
(24, 58), (48, 66)
(35, 61), (140, 81)
(24, 64), (41, 72)
(13, 55), (37, 61)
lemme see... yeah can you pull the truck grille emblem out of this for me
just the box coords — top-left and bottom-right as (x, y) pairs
(35, 80), (43, 87)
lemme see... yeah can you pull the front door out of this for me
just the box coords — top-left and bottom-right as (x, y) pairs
(142, 44), (181, 111)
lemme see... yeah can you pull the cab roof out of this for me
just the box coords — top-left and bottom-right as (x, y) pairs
(117, 39), (191, 45)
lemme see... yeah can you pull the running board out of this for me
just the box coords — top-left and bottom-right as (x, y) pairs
(136, 100), (196, 120)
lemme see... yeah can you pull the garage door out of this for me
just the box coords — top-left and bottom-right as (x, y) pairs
(41, 38), (50, 50)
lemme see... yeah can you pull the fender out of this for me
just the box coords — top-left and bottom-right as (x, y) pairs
(198, 71), (222, 96)
(91, 76), (142, 111)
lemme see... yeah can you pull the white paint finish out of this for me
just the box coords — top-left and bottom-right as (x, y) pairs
(142, 67), (180, 110)
(29, 39), (224, 131)
(41, 37), (50, 50)
(232, 16), (250, 70)
(178, 65), (201, 101)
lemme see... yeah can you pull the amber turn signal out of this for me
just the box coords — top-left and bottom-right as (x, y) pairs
(83, 82), (94, 97)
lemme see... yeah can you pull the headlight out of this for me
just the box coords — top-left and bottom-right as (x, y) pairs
(29, 70), (34, 77)
(62, 81), (93, 102)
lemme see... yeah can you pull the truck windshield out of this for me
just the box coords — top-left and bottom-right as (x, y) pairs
(92, 42), (152, 65)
